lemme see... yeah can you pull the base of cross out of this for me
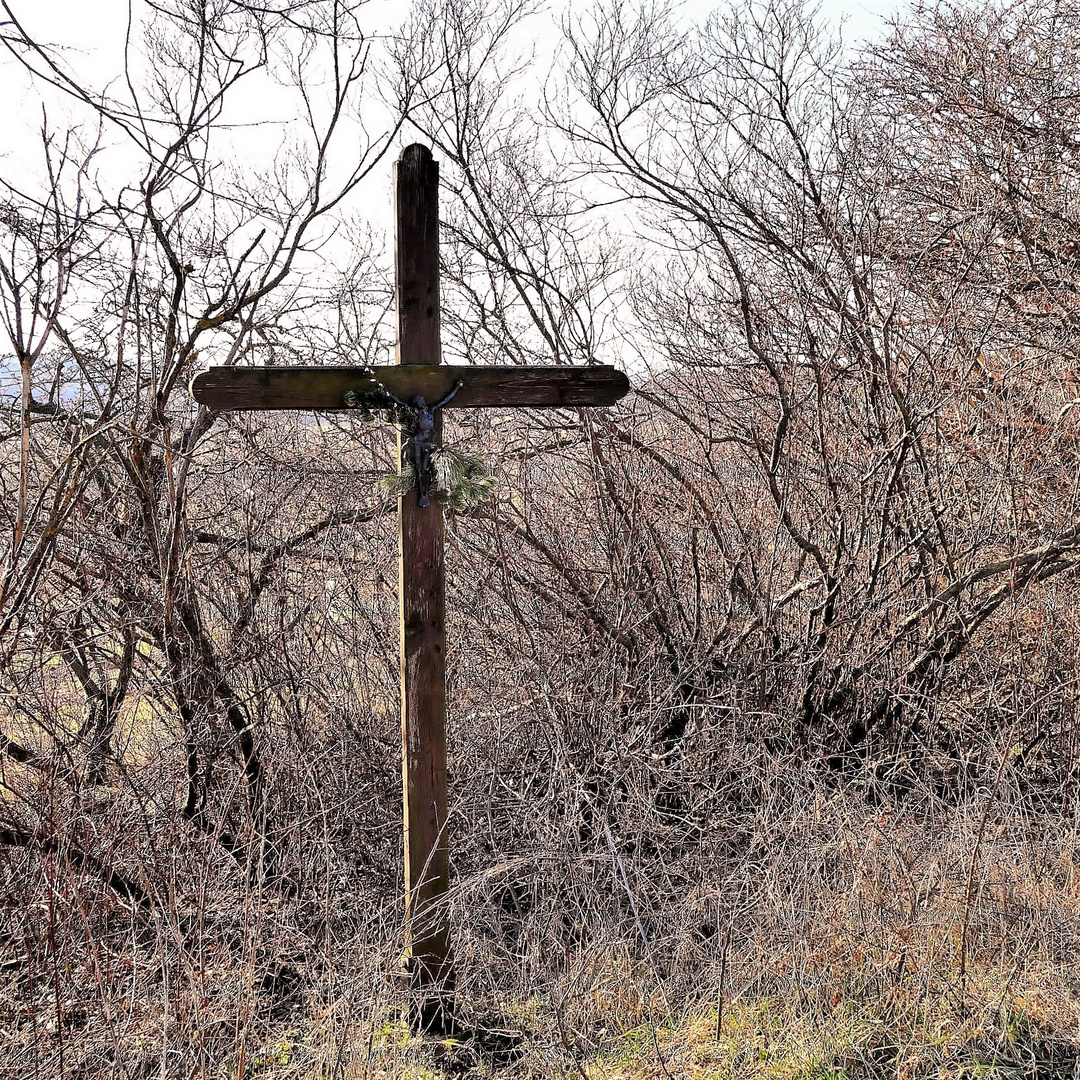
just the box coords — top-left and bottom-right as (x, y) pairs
(397, 956), (457, 1035)
(396, 962), (526, 1066)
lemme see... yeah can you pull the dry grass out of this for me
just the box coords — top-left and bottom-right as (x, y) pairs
(66, 784), (1068, 1080)
(4, 647), (1079, 1080)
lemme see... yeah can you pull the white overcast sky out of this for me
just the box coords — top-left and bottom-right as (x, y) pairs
(3, 0), (899, 53)
(0, 0), (902, 156)
(0, 0), (900, 122)
(0, 0), (903, 285)
(0, 0), (904, 212)
(0, 0), (903, 374)
(0, 0), (903, 186)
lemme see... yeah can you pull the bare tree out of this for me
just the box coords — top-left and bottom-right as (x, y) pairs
(0, 2), (414, 1072)
(3, 0), (1080, 1071)
(532, 0), (1080, 783)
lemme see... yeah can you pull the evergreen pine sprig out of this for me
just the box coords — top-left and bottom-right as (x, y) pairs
(343, 387), (411, 426)
(376, 448), (495, 510)
(433, 447), (497, 512)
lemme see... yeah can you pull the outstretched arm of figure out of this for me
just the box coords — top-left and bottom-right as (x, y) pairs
(428, 380), (464, 410)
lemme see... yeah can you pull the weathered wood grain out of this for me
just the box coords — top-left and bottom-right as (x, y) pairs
(395, 144), (453, 1027)
(189, 363), (630, 412)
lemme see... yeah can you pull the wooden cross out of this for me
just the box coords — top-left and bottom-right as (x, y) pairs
(190, 144), (628, 1029)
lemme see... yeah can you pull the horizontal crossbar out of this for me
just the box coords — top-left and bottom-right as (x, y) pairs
(190, 365), (629, 412)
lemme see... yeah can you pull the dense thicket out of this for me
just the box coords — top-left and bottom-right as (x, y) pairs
(1, 0), (1079, 1073)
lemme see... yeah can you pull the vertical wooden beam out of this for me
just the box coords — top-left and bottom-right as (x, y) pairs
(394, 142), (453, 1029)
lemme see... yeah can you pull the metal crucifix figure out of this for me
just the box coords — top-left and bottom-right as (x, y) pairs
(385, 380), (464, 506)
(190, 143), (628, 1032)
(345, 377), (465, 505)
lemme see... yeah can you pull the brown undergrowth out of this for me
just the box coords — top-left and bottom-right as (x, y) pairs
(422, 786), (1080, 1079)
(7, 772), (1073, 1079)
